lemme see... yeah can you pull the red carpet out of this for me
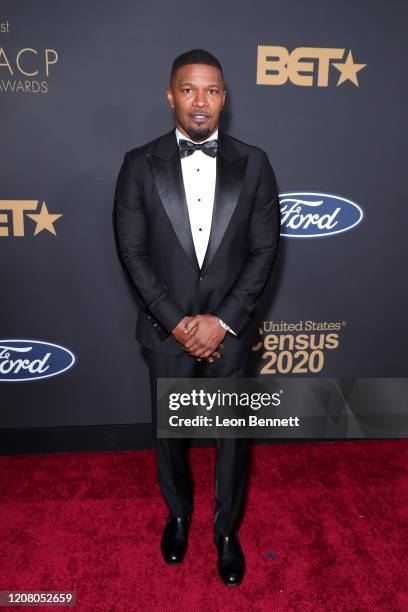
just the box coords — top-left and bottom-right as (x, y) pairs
(0, 440), (407, 611)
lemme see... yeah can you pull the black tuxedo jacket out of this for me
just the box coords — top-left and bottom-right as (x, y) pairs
(113, 128), (280, 355)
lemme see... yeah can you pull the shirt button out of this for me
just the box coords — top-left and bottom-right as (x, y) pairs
(196, 168), (200, 172)
(199, 227), (203, 231)
(197, 198), (201, 202)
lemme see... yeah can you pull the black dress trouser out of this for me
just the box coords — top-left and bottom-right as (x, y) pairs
(143, 346), (253, 537)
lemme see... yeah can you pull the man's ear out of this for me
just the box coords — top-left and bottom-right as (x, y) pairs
(221, 89), (226, 110)
(166, 88), (175, 108)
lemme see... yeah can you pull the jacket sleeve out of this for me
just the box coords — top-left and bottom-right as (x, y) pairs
(113, 152), (186, 336)
(214, 150), (280, 336)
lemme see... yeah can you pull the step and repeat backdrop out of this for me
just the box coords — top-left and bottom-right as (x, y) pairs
(1, 0), (407, 439)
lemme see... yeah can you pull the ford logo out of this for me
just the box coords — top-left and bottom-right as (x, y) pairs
(0, 339), (76, 382)
(279, 192), (364, 237)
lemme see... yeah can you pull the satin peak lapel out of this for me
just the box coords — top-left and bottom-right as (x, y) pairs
(149, 131), (200, 271)
(200, 141), (248, 272)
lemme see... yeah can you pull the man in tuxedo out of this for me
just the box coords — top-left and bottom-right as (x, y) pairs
(113, 49), (280, 586)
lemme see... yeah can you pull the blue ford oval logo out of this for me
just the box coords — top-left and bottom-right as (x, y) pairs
(0, 339), (76, 382)
(279, 192), (364, 237)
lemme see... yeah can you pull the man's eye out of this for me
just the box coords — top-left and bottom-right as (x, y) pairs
(183, 88), (192, 93)
(209, 89), (218, 94)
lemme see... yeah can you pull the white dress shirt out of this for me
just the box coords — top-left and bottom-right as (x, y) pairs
(175, 127), (236, 336)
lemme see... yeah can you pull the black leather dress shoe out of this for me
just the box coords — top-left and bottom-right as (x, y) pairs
(160, 514), (190, 564)
(215, 532), (245, 586)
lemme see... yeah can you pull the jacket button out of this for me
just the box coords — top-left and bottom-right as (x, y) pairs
(199, 275), (206, 280)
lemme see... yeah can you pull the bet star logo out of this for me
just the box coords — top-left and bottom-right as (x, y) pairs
(332, 51), (366, 86)
(257, 46), (367, 87)
(0, 200), (63, 237)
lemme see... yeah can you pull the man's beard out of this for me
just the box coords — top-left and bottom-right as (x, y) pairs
(186, 125), (212, 142)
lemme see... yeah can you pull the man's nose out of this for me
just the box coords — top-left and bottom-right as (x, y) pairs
(193, 91), (208, 107)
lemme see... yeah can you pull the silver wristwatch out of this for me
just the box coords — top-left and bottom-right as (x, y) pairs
(218, 318), (230, 332)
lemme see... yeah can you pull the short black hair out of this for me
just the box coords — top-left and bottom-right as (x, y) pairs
(170, 49), (224, 82)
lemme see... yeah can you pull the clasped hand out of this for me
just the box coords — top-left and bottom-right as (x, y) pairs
(172, 314), (226, 362)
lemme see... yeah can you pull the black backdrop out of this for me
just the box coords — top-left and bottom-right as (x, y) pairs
(1, 0), (406, 450)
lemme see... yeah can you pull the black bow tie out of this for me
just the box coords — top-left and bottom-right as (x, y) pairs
(178, 138), (218, 159)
